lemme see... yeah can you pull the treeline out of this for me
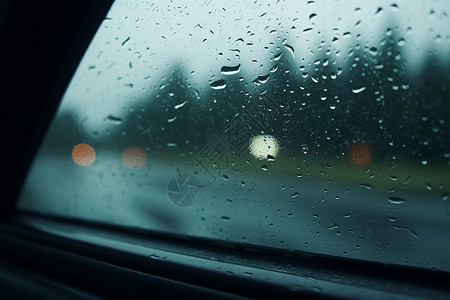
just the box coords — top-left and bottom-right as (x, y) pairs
(46, 25), (450, 163)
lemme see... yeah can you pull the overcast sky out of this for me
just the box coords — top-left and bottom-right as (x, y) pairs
(58, 0), (450, 133)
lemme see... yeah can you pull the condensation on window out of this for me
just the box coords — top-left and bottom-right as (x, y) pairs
(18, 0), (450, 272)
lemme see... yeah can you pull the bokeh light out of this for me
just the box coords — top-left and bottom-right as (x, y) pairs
(72, 143), (96, 166)
(249, 134), (280, 160)
(349, 142), (372, 167)
(122, 146), (147, 168)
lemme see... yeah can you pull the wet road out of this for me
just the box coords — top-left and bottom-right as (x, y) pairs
(19, 153), (450, 272)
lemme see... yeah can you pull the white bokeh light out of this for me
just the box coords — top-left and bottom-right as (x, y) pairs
(249, 134), (280, 160)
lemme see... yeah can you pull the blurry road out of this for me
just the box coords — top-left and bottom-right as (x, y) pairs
(18, 152), (450, 272)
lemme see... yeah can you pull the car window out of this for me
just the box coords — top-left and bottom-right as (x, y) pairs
(18, 0), (450, 272)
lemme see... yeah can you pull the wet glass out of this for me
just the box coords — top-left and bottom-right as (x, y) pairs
(18, 0), (450, 272)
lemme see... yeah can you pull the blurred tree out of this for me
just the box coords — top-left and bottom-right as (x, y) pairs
(410, 52), (450, 162)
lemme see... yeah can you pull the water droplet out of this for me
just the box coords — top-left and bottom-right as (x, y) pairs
(149, 254), (167, 261)
(301, 145), (308, 154)
(210, 79), (227, 89)
(267, 155), (276, 161)
(168, 116), (177, 123)
(442, 193), (449, 201)
(321, 163), (332, 169)
(221, 64), (241, 75)
(388, 197), (406, 204)
(358, 183), (372, 189)
(369, 47), (378, 56)
(426, 183), (432, 191)
(291, 192), (299, 198)
(283, 44), (295, 58)
(174, 100), (187, 109)
(390, 176), (398, 181)
(375, 7), (383, 15)
(402, 176), (412, 186)
(273, 52), (283, 61)
(392, 225), (419, 238)
(261, 165), (268, 171)
(194, 89), (200, 99)
(352, 86), (366, 94)
(328, 223), (338, 230)
(221, 216), (231, 222)
(105, 115), (122, 125)
(253, 74), (270, 84)
(222, 174), (229, 181)
(122, 37), (130, 46)
(309, 13), (317, 20)
(397, 38), (406, 46)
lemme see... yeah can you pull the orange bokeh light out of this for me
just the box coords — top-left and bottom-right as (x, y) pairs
(122, 146), (147, 169)
(72, 143), (96, 166)
(349, 142), (372, 167)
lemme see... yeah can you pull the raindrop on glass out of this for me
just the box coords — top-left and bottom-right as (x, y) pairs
(174, 100), (187, 109)
(210, 79), (227, 89)
(253, 74), (270, 84)
(221, 64), (241, 75)
(388, 197), (406, 204)
(105, 115), (122, 125)
(283, 44), (295, 58)
(273, 52), (283, 61)
(352, 86), (366, 94)
(358, 183), (372, 189)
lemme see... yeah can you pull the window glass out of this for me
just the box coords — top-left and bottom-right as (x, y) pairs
(18, 0), (450, 271)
